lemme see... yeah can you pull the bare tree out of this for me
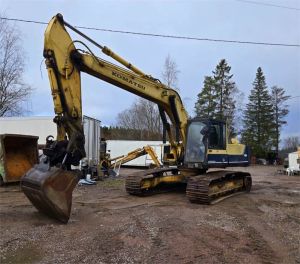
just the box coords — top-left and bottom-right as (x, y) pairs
(117, 98), (162, 140)
(283, 136), (299, 151)
(270, 86), (291, 154)
(0, 16), (32, 116)
(117, 55), (180, 140)
(162, 54), (180, 91)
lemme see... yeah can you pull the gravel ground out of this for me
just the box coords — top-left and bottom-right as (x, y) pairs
(0, 165), (299, 264)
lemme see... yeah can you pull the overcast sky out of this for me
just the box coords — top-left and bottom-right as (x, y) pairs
(1, 0), (299, 140)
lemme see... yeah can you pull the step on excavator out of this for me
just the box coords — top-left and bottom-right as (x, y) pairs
(21, 14), (252, 223)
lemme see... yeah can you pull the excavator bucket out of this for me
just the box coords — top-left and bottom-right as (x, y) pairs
(21, 164), (81, 223)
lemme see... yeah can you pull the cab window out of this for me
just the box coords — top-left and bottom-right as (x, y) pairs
(208, 123), (226, 150)
(185, 121), (206, 163)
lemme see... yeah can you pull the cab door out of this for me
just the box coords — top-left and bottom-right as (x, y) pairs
(184, 120), (208, 168)
(207, 120), (228, 167)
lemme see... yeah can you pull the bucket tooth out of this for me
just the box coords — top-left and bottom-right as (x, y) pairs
(21, 164), (81, 223)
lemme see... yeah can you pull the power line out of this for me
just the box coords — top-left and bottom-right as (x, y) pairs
(235, 0), (300, 11)
(0, 16), (299, 47)
(0, 17), (47, 25)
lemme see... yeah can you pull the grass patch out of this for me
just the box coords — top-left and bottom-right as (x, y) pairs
(98, 178), (125, 188)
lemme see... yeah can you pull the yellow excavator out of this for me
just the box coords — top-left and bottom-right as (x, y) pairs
(100, 144), (161, 177)
(21, 14), (252, 223)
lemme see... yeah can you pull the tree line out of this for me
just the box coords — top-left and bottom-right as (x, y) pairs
(102, 125), (161, 141)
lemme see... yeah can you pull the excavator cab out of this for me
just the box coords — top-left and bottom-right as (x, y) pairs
(184, 119), (227, 169)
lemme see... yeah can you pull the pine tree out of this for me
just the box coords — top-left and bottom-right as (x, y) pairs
(194, 59), (238, 135)
(194, 76), (217, 118)
(213, 59), (237, 134)
(270, 86), (291, 154)
(242, 67), (274, 158)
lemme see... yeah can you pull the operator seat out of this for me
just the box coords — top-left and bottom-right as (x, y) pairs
(209, 126), (219, 147)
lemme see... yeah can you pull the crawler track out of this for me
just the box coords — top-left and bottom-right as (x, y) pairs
(126, 168), (252, 204)
(125, 167), (182, 196)
(186, 170), (252, 204)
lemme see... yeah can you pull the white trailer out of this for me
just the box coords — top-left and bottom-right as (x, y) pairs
(0, 116), (101, 165)
(288, 150), (300, 174)
(0, 116), (56, 144)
